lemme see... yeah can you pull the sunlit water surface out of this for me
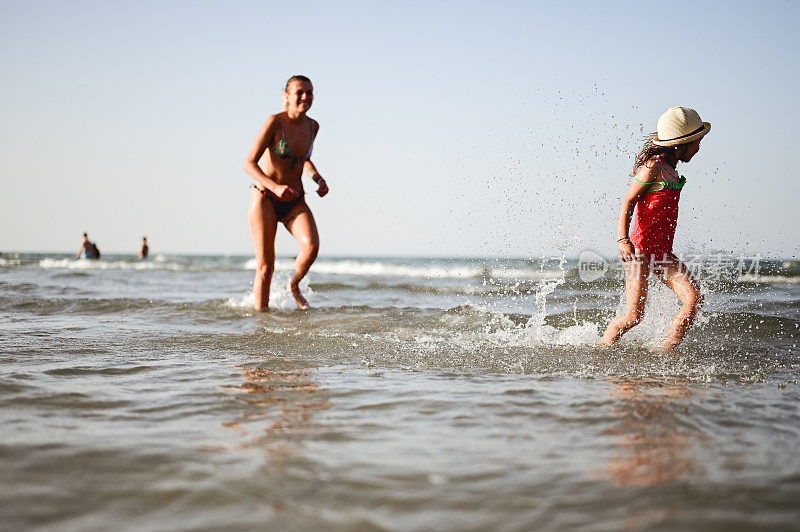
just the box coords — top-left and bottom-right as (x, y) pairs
(1, 253), (799, 530)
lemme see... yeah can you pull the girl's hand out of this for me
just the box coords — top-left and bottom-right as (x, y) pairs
(274, 184), (300, 201)
(618, 242), (636, 262)
(316, 177), (329, 197)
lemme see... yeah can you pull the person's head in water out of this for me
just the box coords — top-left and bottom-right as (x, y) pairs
(82, 232), (89, 242)
(142, 236), (147, 243)
(282, 75), (313, 114)
(632, 107), (710, 175)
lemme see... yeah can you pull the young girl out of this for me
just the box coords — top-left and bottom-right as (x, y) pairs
(601, 107), (711, 351)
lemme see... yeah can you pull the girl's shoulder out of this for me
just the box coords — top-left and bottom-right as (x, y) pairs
(634, 158), (661, 183)
(643, 155), (663, 169)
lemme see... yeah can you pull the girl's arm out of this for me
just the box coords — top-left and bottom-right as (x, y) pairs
(244, 116), (298, 199)
(616, 162), (658, 261)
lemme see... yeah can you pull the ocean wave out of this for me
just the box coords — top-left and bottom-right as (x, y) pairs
(434, 304), (602, 347)
(286, 259), (486, 278)
(3, 284), (796, 381)
(37, 257), (258, 272)
(39, 258), (193, 271)
(0, 295), (159, 315)
(738, 274), (800, 285)
(489, 267), (565, 281)
(21, 254), (569, 280)
(246, 258), (566, 281)
(245, 303), (796, 381)
(30, 255), (799, 285)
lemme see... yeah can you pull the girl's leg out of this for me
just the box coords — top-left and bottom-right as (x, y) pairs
(284, 204), (319, 309)
(247, 189), (278, 311)
(601, 254), (651, 345)
(655, 255), (703, 351)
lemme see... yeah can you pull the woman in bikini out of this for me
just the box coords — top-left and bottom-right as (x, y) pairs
(244, 75), (329, 310)
(601, 107), (711, 351)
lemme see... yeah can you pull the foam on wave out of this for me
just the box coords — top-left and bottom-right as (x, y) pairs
(738, 274), (800, 284)
(244, 258), (564, 280)
(39, 258), (191, 271)
(31, 256), (800, 285)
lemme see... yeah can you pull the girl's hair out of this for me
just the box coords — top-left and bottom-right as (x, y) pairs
(283, 75), (312, 110)
(632, 132), (676, 176)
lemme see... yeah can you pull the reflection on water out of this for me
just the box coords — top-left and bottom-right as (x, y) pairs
(217, 365), (334, 517)
(605, 377), (700, 487)
(222, 366), (330, 465)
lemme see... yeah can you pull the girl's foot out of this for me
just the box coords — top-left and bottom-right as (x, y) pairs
(288, 280), (310, 310)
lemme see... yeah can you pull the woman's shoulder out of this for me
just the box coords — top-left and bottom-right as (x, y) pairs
(259, 113), (285, 136)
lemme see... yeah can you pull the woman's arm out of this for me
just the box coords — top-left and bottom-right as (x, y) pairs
(303, 159), (329, 197)
(616, 162), (658, 261)
(303, 122), (328, 196)
(244, 116), (298, 200)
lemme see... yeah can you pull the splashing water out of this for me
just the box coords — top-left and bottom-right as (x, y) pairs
(226, 273), (313, 311)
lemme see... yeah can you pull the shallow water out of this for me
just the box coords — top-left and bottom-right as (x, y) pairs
(1, 253), (799, 530)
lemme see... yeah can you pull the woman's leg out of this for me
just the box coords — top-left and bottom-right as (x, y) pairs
(247, 189), (278, 311)
(655, 254), (703, 351)
(601, 254), (652, 345)
(284, 204), (319, 309)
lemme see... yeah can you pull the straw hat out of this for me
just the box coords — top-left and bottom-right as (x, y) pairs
(653, 106), (711, 147)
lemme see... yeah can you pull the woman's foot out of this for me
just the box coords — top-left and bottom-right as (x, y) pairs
(288, 280), (310, 309)
(660, 341), (686, 357)
(661, 335), (682, 353)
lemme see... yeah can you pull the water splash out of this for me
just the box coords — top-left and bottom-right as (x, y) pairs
(226, 274), (313, 311)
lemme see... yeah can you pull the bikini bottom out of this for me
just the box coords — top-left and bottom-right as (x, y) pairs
(253, 185), (304, 223)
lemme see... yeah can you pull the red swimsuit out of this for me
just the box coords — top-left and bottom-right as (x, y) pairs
(630, 158), (685, 258)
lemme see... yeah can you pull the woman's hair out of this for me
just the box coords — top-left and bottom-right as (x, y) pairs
(285, 75), (311, 91)
(632, 132), (676, 176)
(283, 75), (312, 110)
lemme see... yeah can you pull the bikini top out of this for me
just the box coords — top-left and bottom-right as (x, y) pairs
(633, 156), (686, 193)
(271, 119), (314, 161)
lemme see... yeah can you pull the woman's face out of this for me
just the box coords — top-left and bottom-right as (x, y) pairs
(285, 80), (313, 113)
(679, 139), (701, 162)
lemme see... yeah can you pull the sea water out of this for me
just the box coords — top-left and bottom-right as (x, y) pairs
(1, 253), (799, 530)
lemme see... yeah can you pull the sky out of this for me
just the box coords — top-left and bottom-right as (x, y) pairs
(1, 0), (798, 258)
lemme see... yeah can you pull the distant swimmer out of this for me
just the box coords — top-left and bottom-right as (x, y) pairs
(138, 236), (149, 259)
(244, 75), (330, 311)
(76, 232), (101, 260)
(600, 107), (711, 351)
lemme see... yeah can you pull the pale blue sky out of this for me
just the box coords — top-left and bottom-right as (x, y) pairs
(1, 0), (798, 258)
